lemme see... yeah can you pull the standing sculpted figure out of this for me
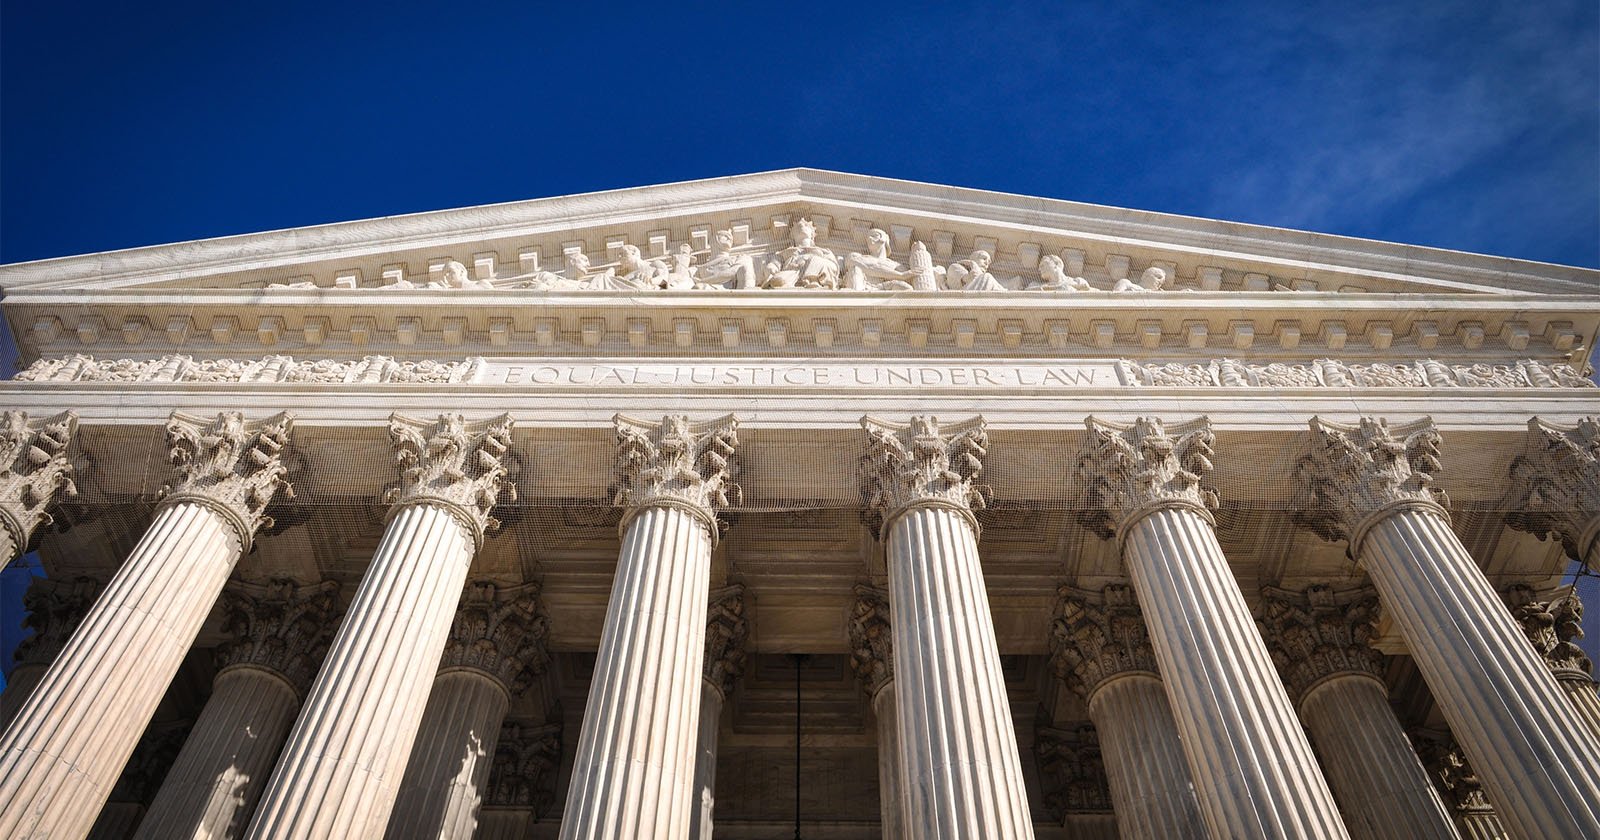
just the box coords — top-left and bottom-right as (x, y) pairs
(695, 230), (758, 290)
(842, 228), (915, 291)
(1112, 266), (1167, 292)
(1027, 254), (1093, 291)
(945, 249), (1007, 291)
(762, 217), (839, 289)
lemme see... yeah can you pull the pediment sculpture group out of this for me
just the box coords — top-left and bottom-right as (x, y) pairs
(271, 218), (1171, 293)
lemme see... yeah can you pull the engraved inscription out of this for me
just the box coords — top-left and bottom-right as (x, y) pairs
(492, 361), (1114, 389)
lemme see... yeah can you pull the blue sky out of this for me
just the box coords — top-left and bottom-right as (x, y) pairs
(2, 0), (1597, 268)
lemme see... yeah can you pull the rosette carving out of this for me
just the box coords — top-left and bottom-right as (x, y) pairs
(1293, 416), (1446, 546)
(1034, 725), (1112, 818)
(485, 720), (563, 813)
(0, 410), (78, 555)
(703, 584), (749, 695)
(215, 579), (340, 694)
(1075, 416), (1217, 540)
(1502, 584), (1592, 678)
(1503, 417), (1599, 563)
(847, 584), (893, 697)
(384, 413), (516, 547)
(13, 575), (102, 668)
(1049, 583), (1161, 699)
(1257, 584), (1386, 700)
(163, 411), (294, 552)
(440, 580), (550, 694)
(860, 415), (989, 535)
(612, 414), (739, 528)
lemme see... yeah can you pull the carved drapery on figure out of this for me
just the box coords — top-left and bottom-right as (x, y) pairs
(859, 414), (989, 535)
(12, 575), (102, 668)
(1293, 416), (1447, 548)
(162, 411), (294, 552)
(1257, 585), (1387, 700)
(612, 413), (740, 530)
(384, 412), (516, 546)
(440, 580), (551, 695)
(1502, 585), (1593, 679)
(1074, 416), (1217, 541)
(215, 579), (341, 694)
(847, 584), (893, 698)
(703, 584), (749, 695)
(1048, 584), (1161, 699)
(1034, 725), (1114, 819)
(485, 721), (563, 814)
(1504, 417), (1600, 563)
(0, 410), (77, 555)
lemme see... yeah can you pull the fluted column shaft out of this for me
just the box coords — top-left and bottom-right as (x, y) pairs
(1123, 506), (1349, 839)
(887, 505), (1033, 839)
(1360, 506), (1600, 837)
(870, 683), (906, 840)
(0, 501), (241, 838)
(560, 504), (713, 839)
(1299, 674), (1455, 839)
(386, 670), (509, 839)
(134, 667), (300, 839)
(1084, 673), (1204, 839)
(689, 681), (724, 840)
(1557, 675), (1600, 737)
(245, 503), (478, 838)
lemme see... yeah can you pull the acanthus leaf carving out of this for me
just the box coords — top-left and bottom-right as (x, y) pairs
(1501, 584), (1592, 678)
(441, 579), (550, 694)
(1074, 416), (1217, 541)
(215, 578), (341, 694)
(1034, 724), (1113, 819)
(847, 583), (893, 697)
(703, 584), (750, 695)
(384, 413), (516, 546)
(859, 415), (989, 536)
(13, 575), (103, 668)
(163, 411), (295, 552)
(0, 410), (78, 554)
(486, 720), (563, 813)
(612, 414), (740, 526)
(1503, 417), (1600, 563)
(1049, 583), (1160, 700)
(1292, 416), (1446, 545)
(1411, 728), (1494, 814)
(1257, 584), (1386, 700)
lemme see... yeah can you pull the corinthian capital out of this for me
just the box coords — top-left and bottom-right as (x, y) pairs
(1502, 584), (1592, 678)
(847, 584), (893, 697)
(1293, 416), (1446, 546)
(704, 584), (749, 696)
(612, 414), (739, 528)
(1257, 584), (1386, 700)
(164, 412), (294, 552)
(0, 410), (78, 556)
(384, 413), (516, 547)
(486, 720), (563, 813)
(860, 415), (988, 534)
(1049, 584), (1160, 700)
(1504, 417), (1600, 563)
(1034, 725), (1112, 819)
(1075, 416), (1217, 540)
(13, 575), (102, 668)
(1411, 729), (1493, 814)
(440, 580), (550, 695)
(216, 579), (340, 695)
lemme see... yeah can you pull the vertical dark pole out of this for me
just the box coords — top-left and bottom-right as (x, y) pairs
(792, 653), (806, 840)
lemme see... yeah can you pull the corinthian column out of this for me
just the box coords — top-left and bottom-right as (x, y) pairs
(477, 721), (563, 840)
(1049, 584), (1205, 839)
(688, 584), (748, 840)
(0, 575), (101, 729)
(860, 415), (1034, 839)
(0, 409), (78, 565)
(1076, 416), (1348, 839)
(1296, 416), (1600, 838)
(847, 583), (904, 840)
(1502, 584), (1600, 737)
(135, 579), (340, 840)
(560, 414), (739, 840)
(246, 413), (516, 840)
(385, 579), (551, 840)
(1258, 585), (1455, 840)
(1032, 725), (1113, 827)
(1411, 729), (1509, 840)
(0, 411), (293, 840)
(1504, 417), (1599, 571)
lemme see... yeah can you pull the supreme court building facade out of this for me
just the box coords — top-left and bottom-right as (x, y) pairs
(0, 169), (1597, 839)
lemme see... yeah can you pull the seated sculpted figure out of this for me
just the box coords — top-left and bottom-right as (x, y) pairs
(762, 217), (839, 289)
(842, 228), (914, 291)
(1027, 254), (1093, 291)
(695, 230), (758, 290)
(1112, 266), (1167, 292)
(586, 244), (661, 291)
(945, 250), (1007, 292)
(660, 244), (698, 290)
(427, 260), (495, 290)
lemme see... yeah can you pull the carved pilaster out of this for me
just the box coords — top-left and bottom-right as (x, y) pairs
(612, 413), (739, 537)
(1504, 417), (1600, 564)
(215, 579), (340, 695)
(1034, 725), (1113, 821)
(1048, 584), (1160, 700)
(1293, 416), (1447, 548)
(703, 584), (749, 696)
(440, 580), (550, 695)
(162, 411), (294, 553)
(485, 720), (563, 815)
(13, 575), (102, 668)
(846, 583), (893, 698)
(1074, 416), (1217, 541)
(1502, 585), (1592, 678)
(859, 414), (988, 535)
(0, 411), (77, 557)
(384, 413), (516, 548)
(1258, 584), (1387, 701)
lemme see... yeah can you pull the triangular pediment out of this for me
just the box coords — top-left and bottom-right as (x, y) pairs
(1, 169), (1594, 297)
